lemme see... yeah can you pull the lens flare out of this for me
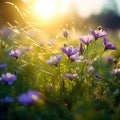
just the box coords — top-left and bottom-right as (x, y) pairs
(33, 0), (57, 19)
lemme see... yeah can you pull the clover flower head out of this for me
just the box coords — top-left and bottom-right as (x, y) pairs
(9, 49), (22, 59)
(70, 52), (83, 62)
(46, 54), (62, 66)
(17, 90), (41, 105)
(61, 46), (78, 57)
(103, 37), (117, 50)
(0, 73), (17, 85)
(80, 34), (93, 45)
(64, 73), (77, 81)
(90, 28), (106, 40)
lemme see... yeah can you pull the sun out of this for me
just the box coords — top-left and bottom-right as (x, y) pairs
(32, 0), (57, 19)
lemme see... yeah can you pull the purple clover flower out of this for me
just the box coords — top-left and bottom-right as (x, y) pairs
(64, 73), (77, 81)
(0, 73), (17, 85)
(9, 49), (22, 59)
(61, 46), (78, 57)
(70, 52), (83, 62)
(80, 34), (93, 45)
(46, 54), (62, 66)
(103, 37), (117, 50)
(90, 28), (106, 40)
(0, 64), (7, 71)
(17, 90), (41, 105)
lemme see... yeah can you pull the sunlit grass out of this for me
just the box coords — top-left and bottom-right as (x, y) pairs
(0, 24), (120, 120)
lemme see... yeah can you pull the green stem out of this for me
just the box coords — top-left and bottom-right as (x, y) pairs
(86, 45), (89, 60)
(95, 50), (105, 70)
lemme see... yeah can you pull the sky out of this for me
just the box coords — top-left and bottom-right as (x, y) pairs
(72, 0), (120, 18)
(23, 0), (120, 19)
(74, 0), (107, 18)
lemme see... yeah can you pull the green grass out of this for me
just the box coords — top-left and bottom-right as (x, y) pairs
(0, 26), (120, 120)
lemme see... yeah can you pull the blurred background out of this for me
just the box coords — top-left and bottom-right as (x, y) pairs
(0, 0), (120, 34)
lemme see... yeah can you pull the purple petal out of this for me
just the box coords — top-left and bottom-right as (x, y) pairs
(67, 46), (73, 55)
(103, 37), (108, 46)
(56, 54), (62, 60)
(61, 47), (68, 55)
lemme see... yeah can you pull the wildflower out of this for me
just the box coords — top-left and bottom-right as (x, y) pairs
(64, 73), (77, 81)
(95, 74), (102, 79)
(111, 68), (120, 75)
(103, 37), (117, 50)
(0, 73), (17, 85)
(61, 46), (78, 57)
(105, 55), (115, 63)
(79, 43), (85, 55)
(90, 28), (106, 40)
(80, 34), (93, 45)
(56, 54), (62, 60)
(46, 54), (62, 66)
(0, 96), (14, 103)
(0, 26), (15, 39)
(63, 29), (69, 39)
(88, 66), (95, 73)
(9, 49), (22, 59)
(17, 90), (41, 105)
(70, 52), (83, 62)
(0, 64), (7, 71)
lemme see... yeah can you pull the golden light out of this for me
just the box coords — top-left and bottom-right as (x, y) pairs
(32, 0), (57, 19)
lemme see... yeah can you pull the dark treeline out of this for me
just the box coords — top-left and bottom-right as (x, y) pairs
(85, 10), (120, 31)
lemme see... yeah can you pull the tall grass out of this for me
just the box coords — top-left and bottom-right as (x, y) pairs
(0, 24), (120, 120)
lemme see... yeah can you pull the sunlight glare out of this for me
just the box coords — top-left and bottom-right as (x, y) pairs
(33, 0), (57, 19)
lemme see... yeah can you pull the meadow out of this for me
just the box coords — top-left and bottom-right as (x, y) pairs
(0, 24), (120, 120)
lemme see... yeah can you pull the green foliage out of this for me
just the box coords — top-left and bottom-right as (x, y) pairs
(0, 26), (120, 120)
